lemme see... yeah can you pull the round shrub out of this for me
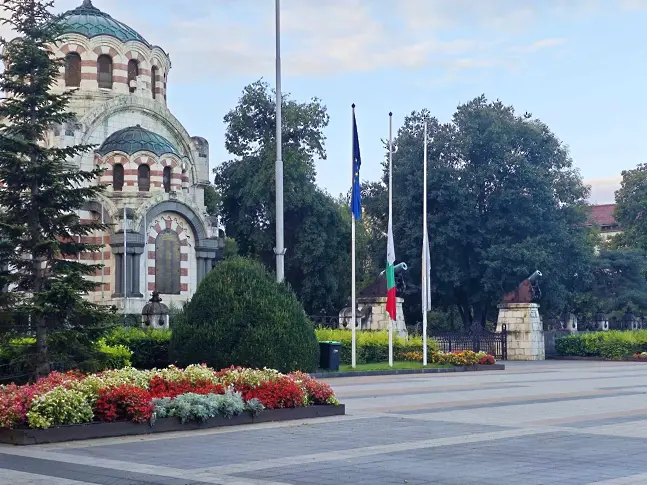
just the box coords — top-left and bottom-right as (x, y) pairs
(169, 257), (319, 373)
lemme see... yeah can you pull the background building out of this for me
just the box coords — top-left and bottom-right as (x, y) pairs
(49, 0), (223, 313)
(587, 204), (622, 241)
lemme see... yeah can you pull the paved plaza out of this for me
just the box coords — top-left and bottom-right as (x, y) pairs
(3, 361), (647, 484)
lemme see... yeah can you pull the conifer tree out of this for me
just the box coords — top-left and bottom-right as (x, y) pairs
(0, 0), (114, 377)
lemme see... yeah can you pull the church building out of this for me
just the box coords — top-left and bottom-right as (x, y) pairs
(49, 0), (223, 314)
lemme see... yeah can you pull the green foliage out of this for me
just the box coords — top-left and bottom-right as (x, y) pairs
(95, 339), (132, 369)
(215, 80), (354, 314)
(0, 0), (115, 376)
(153, 391), (256, 423)
(203, 184), (221, 217)
(613, 164), (647, 251)
(555, 331), (647, 359)
(569, 250), (647, 314)
(104, 327), (172, 369)
(0, 333), (131, 383)
(222, 237), (239, 259)
(362, 99), (594, 326)
(315, 328), (438, 365)
(170, 257), (320, 372)
(26, 387), (93, 429)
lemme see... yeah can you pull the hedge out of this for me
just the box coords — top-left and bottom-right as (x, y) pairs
(315, 328), (438, 365)
(555, 330), (647, 360)
(103, 327), (172, 370)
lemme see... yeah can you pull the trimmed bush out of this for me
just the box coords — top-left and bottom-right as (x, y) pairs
(170, 257), (319, 373)
(315, 328), (438, 365)
(555, 330), (647, 359)
(103, 327), (172, 369)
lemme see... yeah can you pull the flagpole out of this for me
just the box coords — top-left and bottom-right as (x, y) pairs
(422, 121), (428, 366)
(388, 112), (393, 368)
(351, 104), (357, 369)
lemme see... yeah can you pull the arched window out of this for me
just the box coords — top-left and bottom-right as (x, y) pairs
(155, 229), (181, 294)
(64, 53), (81, 87)
(113, 163), (124, 191)
(138, 164), (150, 192)
(163, 166), (171, 193)
(127, 59), (138, 93)
(151, 66), (158, 99)
(97, 55), (112, 89)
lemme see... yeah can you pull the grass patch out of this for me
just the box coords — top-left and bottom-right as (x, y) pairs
(335, 361), (453, 372)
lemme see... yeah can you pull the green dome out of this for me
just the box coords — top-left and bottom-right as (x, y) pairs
(57, 0), (150, 47)
(97, 125), (179, 157)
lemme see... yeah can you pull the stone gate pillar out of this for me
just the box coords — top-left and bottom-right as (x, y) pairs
(496, 303), (544, 361)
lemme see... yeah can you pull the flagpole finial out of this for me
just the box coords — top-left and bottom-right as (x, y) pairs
(352, 103), (356, 109)
(389, 112), (392, 117)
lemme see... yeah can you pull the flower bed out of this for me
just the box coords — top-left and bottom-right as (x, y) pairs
(400, 350), (496, 366)
(0, 365), (341, 434)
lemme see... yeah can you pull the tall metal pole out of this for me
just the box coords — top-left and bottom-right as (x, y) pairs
(351, 104), (357, 369)
(422, 122), (428, 366)
(388, 112), (393, 368)
(274, 0), (285, 283)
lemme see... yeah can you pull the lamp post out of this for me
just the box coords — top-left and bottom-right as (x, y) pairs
(274, 0), (285, 283)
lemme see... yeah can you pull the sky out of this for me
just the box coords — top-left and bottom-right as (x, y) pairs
(10, 0), (647, 204)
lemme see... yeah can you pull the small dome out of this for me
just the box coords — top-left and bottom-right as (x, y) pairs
(96, 125), (179, 157)
(57, 0), (150, 47)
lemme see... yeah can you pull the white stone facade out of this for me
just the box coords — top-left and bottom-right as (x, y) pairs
(496, 303), (545, 361)
(43, 1), (223, 314)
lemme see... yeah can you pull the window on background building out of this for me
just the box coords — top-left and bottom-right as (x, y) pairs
(97, 55), (113, 89)
(65, 53), (81, 87)
(151, 66), (158, 99)
(113, 163), (124, 191)
(138, 164), (150, 191)
(155, 229), (181, 294)
(127, 59), (139, 93)
(163, 166), (171, 193)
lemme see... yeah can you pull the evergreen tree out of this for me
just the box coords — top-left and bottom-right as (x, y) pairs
(0, 0), (114, 377)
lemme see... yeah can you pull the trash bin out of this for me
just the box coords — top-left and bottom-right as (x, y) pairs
(319, 341), (341, 371)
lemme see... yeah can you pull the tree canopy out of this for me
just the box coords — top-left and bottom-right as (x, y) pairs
(612, 163), (647, 251)
(363, 97), (594, 327)
(214, 80), (356, 313)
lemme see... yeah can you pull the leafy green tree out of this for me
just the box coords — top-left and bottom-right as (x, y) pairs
(0, 0), (114, 376)
(571, 250), (647, 315)
(612, 164), (647, 250)
(364, 98), (594, 328)
(214, 80), (353, 313)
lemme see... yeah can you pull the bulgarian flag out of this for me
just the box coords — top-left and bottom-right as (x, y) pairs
(386, 215), (396, 320)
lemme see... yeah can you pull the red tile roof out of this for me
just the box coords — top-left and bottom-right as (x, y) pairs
(588, 204), (618, 227)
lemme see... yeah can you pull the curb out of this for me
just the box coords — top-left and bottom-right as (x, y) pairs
(311, 363), (505, 378)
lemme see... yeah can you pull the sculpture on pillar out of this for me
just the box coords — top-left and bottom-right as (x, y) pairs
(501, 270), (542, 304)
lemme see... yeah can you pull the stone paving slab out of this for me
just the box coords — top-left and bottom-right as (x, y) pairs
(60, 417), (507, 470)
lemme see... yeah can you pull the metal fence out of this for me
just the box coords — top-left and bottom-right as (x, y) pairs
(431, 323), (508, 360)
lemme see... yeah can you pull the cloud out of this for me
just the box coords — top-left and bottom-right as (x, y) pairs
(586, 176), (621, 204)
(0, 0), (636, 82)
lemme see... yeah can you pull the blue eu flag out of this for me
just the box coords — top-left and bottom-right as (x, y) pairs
(351, 110), (361, 220)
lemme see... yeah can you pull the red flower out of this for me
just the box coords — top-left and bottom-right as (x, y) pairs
(478, 355), (496, 365)
(148, 376), (224, 399)
(94, 385), (154, 423)
(236, 376), (305, 409)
